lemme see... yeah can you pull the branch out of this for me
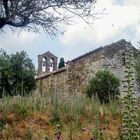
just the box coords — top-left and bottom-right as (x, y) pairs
(7, 16), (30, 27)
(3, 0), (9, 18)
(0, 0), (98, 36)
(0, 18), (6, 28)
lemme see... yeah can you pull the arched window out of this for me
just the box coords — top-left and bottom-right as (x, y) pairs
(42, 57), (47, 72)
(50, 58), (54, 72)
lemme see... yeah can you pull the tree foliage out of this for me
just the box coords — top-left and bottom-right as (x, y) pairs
(86, 70), (120, 103)
(0, 0), (96, 35)
(0, 49), (36, 97)
(58, 57), (65, 69)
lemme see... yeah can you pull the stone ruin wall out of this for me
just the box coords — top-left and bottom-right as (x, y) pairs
(67, 53), (104, 94)
(36, 68), (68, 95)
(66, 50), (125, 95)
(36, 41), (129, 95)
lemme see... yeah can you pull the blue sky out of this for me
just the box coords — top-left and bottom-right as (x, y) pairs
(0, 0), (140, 69)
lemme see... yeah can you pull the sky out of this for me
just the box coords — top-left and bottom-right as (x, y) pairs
(0, 0), (140, 69)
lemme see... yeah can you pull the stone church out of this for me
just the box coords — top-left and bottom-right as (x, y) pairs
(36, 39), (138, 96)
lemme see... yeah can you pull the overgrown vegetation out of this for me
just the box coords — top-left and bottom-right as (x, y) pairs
(0, 49), (36, 97)
(0, 93), (131, 140)
(135, 52), (140, 87)
(0, 46), (140, 139)
(0, 92), (139, 140)
(121, 46), (139, 139)
(86, 70), (120, 103)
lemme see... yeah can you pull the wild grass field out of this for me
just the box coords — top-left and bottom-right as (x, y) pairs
(0, 92), (139, 140)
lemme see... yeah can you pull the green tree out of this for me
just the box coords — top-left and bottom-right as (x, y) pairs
(0, 50), (36, 97)
(0, 0), (96, 35)
(86, 70), (120, 103)
(58, 58), (65, 69)
(0, 49), (11, 97)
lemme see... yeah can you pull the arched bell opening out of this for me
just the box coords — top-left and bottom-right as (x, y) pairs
(50, 58), (54, 72)
(38, 51), (58, 74)
(42, 57), (47, 72)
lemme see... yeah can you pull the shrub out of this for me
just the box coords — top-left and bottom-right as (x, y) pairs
(58, 58), (65, 69)
(86, 70), (120, 103)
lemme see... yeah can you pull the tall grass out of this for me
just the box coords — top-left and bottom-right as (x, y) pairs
(0, 92), (139, 139)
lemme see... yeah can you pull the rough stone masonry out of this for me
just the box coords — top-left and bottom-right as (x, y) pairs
(36, 39), (138, 96)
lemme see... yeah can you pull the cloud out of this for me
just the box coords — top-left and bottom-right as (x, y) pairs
(61, 23), (97, 45)
(0, 28), (41, 68)
(60, 0), (140, 47)
(124, 0), (140, 7)
(0, 31), (38, 48)
(0, 0), (140, 68)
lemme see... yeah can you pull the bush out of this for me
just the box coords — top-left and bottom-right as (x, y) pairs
(58, 58), (65, 69)
(86, 70), (120, 103)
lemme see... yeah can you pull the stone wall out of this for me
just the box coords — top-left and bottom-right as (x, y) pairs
(36, 67), (68, 95)
(66, 49), (125, 94)
(36, 39), (138, 96)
